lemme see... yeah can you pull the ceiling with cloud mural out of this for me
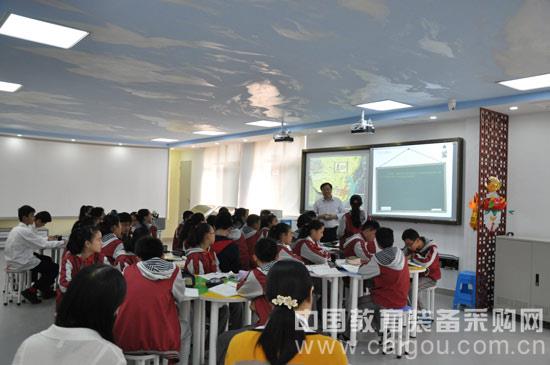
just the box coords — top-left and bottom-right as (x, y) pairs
(0, 0), (548, 144)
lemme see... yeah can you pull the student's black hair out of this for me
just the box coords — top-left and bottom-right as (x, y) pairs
(260, 209), (272, 217)
(349, 194), (363, 228)
(320, 182), (332, 190)
(298, 219), (324, 239)
(182, 210), (194, 221)
(260, 213), (277, 229)
(246, 214), (260, 227)
(125, 227), (149, 254)
(99, 214), (120, 236)
(178, 213), (206, 246)
(130, 211), (137, 218)
(34, 211), (52, 224)
(137, 209), (151, 226)
(401, 228), (420, 242)
(67, 225), (100, 255)
(257, 260), (313, 365)
(56, 264), (126, 343)
(188, 223), (214, 248)
(376, 227), (394, 249)
(78, 205), (92, 221)
(255, 238), (278, 263)
(118, 212), (132, 224)
(206, 214), (217, 228)
(90, 207), (105, 219)
(215, 211), (233, 230)
(232, 208), (248, 227)
(135, 236), (163, 261)
(362, 219), (380, 231)
(268, 223), (291, 242)
(296, 212), (313, 229)
(18, 205), (35, 222)
(218, 207), (229, 215)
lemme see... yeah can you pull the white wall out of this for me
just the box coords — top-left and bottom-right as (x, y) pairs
(507, 112), (550, 239)
(306, 118), (480, 290)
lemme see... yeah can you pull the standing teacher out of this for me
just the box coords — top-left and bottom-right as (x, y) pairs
(313, 182), (345, 243)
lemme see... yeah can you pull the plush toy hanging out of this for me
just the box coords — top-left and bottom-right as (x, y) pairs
(469, 176), (507, 232)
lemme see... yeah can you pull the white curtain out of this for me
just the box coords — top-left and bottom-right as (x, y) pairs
(195, 137), (305, 216)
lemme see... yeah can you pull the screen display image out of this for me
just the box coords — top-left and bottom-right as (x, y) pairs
(303, 150), (369, 211)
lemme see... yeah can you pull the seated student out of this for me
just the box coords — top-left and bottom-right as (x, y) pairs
(4, 205), (65, 304)
(232, 208), (248, 230)
(57, 225), (106, 306)
(212, 212), (241, 273)
(114, 229), (142, 273)
(343, 219), (380, 260)
(13, 265), (127, 365)
(337, 195), (367, 249)
(225, 260), (347, 365)
(294, 211), (316, 242)
(90, 207), (105, 225)
(172, 210), (193, 250)
(134, 209), (156, 239)
(258, 213), (278, 240)
(402, 228), (441, 310)
(237, 238), (278, 326)
(292, 220), (331, 265)
(71, 205), (93, 233)
(228, 221), (251, 270)
(268, 223), (304, 263)
(206, 214), (217, 228)
(100, 214), (123, 265)
(356, 227), (410, 332)
(174, 212), (205, 252)
(118, 212), (133, 243)
(33, 211), (52, 232)
(114, 236), (191, 364)
(242, 214), (261, 268)
(184, 223), (219, 274)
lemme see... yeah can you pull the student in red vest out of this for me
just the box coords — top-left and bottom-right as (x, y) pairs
(342, 220), (380, 260)
(57, 225), (106, 306)
(402, 228), (441, 310)
(114, 236), (191, 364)
(118, 212), (133, 244)
(229, 222), (251, 271)
(100, 214), (123, 265)
(172, 210), (194, 251)
(242, 214), (261, 268)
(258, 213), (277, 240)
(357, 227), (410, 333)
(232, 208), (248, 230)
(337, 195), (368, 250)
(268, 223), (304, 263)
(173, 212), (205, 252)
(184, 223), (219, 274)
(114, 228), (144, 272)
(292, 220), (331, 264)
(212, 211), (241, 273)
(134, 209), (156, 239)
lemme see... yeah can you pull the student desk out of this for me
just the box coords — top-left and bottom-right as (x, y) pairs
(193, 277), (251, 365)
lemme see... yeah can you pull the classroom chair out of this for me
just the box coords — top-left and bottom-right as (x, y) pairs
(452, 271), (476, 309)
(380, 306), (414, 359)
(3, 268), (31, 306)
(124, 354), (168, 365)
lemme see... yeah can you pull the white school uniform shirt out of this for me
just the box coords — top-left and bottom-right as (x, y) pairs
(313, 197), (345, 229)
(4, 223), (65, 271)
(12, 325), (126, 365)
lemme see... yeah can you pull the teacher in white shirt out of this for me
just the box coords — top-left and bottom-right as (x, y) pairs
(312, 182), (345, 243)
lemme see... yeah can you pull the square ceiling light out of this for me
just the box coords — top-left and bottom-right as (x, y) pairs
(0, 14), (89, 49)
(151, 138), (178, 143)
(246, 120), (282, 128)
(356, 100), (413, 111)
(0, 80), (22, 92)
(498, 73), (550, 91)
(193, 131), (226, 136)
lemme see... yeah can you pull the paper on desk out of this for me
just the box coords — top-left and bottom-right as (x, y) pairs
(340, 264), (360, 274)
(335, 259), (347, 266)
(199, 272), (231, 280)
(209, 283), (237, 297)
(185, 288), (199, 298)
(307, 264), (341, 276)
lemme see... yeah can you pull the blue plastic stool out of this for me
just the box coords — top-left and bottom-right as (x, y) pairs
(453, 271), (476, 309)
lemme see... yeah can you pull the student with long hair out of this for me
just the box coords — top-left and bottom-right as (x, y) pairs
(90, 207), (105, 225)
(268, 223), (303, 263)
(225, 260), (347, 365)
(337, 194), (367, 249)
(13, 265), (127, 365)
(114, 228), (142, 272)
(292, 220), (331, 264)
(294, 211), (316, 241)
(175, 212), (205, 252)
(258, 214), (277, 240)
(232, 208), (248, 230)
(71, 205), (93, 233)
(114, 236), (191, 364)
(100, 214), (123, 265)
(57, 225), (106, 306)
(172, 210), (194, 250)
(133, 209), (156, 239)
(184, 223), (219, 275)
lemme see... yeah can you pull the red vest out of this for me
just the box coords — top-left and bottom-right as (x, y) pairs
(57, 252), (105, 306)
(245, 231), (261, 269)
(343, 233), (375, 259)
(372, 260), (410, 308)
(235, 232), (251, 270)
(114, 265), (181, 360)
(115, 254), (139, 272)
(101, 235), (123, 265)
(184, 249), (218, 274)
(339, 213), (363, 250)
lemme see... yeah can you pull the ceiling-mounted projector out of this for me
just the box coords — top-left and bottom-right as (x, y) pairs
(351, 110), (375, 134)
(273, 120), (294, 142)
